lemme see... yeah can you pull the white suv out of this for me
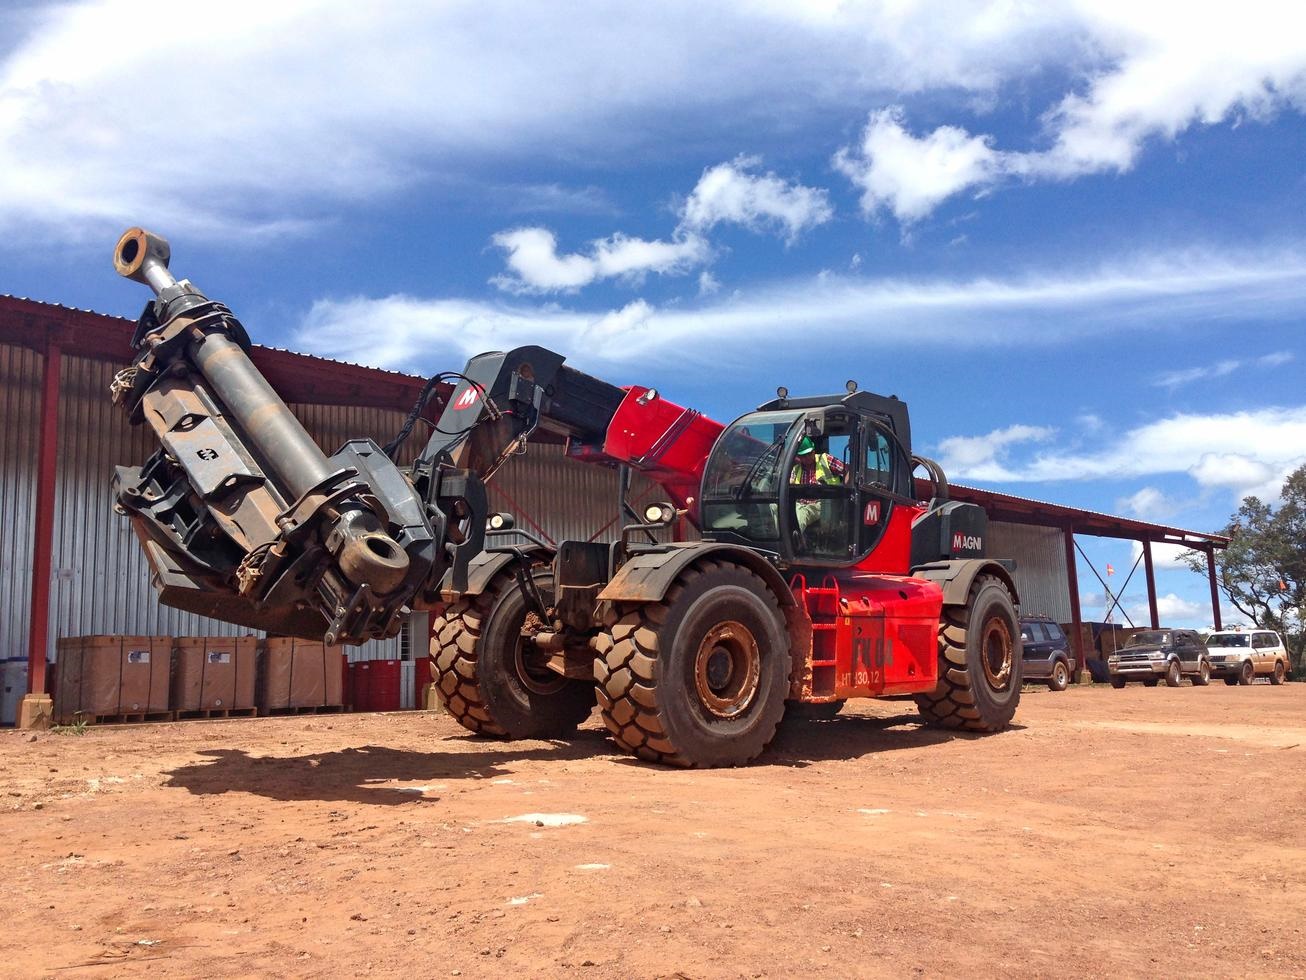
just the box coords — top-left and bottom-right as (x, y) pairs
(1205, 629), (1290, 686)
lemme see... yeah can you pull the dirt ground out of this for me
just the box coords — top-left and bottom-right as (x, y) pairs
(1, 684), (1303, 979)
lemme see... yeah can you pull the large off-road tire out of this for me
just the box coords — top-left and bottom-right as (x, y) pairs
(915, 574), (1021, 732)
(1165, 659), (1183, 687)
(1270, 661), (1286, 686)
(594, 560), (789, 768)
(1048, 660), (1070, 692)
(430, 569), (595, 739)
(1110, 676), (1127, 689)
(1238, 660), (1255, 686)
(1192, 660), (1211, 686)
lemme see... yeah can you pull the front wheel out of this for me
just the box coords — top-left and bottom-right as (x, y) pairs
(1110, 676), (1127, 689)
(1048, 660), (1070, 692)
(595, 560), (789, 768)
(430, 568), (595, 739)
(915, 574), (1021, 732)
(1238, 660), (1255, 686)
(1270, 661), (1286, 686)
(1192, 660), (1211, 686)
(1165, 659), (1183, 687)
(1223, 675), (1239, 686)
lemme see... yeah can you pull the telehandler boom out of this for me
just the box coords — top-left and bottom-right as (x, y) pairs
(111, 228), (1022, 767)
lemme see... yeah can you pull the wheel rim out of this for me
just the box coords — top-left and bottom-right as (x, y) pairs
(979, 615), (1013, 690)
(1054, 664), (1067, 686)
(514, 611), (568, 696)
(693, 620), (761, 718)
(1242, 662), (1254, 683)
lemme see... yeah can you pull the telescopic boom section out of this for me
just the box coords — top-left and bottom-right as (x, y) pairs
(421, 346), (723, 526)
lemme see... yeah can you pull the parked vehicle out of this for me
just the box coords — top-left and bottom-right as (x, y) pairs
(1107, 629), (1211, 688)
(1019, 616), (1076, 691)
(1205, 629), (1290, 686)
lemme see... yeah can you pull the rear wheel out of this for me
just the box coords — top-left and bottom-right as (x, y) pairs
(1192, 660), (1211, 686)
(1109, 676), (1127, 689)
(1238, 660), (1255, 686)
(1048, 660), (1070, 692)
(1271, 661), (1286, 686)
(1165, 659), (1182, 687)
(430, 568), (595, 739)
(595, 561), (789, 767)
(915, 575), (1021, 732)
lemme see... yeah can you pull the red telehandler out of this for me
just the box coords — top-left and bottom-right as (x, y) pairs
(110, 228), (1022, 768)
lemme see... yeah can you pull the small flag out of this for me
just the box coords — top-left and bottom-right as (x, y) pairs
(1106, 563), (1115, 576)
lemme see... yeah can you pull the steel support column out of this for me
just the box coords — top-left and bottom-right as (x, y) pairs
(25, 342), (61, 697)
(1064, 525), (1085, 679)
(1205, 544), (1222, 630)
(1142, 539), (1159, 628)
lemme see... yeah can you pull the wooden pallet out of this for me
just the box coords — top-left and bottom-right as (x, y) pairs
(176, 707), (260, 721)
(260, 704), (348, 717)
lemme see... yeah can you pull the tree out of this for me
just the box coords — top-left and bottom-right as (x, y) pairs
(1185, 464), (1306, 674)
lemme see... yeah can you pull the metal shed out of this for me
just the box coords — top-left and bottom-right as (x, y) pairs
(0, 297), (1227, 723)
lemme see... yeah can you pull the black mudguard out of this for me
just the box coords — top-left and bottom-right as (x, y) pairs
(598, 541), (795, 608)
(438, 544), (554, 602)
(911, 558), (1020, 608)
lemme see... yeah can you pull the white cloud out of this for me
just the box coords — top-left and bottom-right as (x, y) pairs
(7, 3), (1303, 238)
(1127, 593), (1204, 624)
(1152, 351), (1294, 389)
(295, 246), (1306, 373)
(583, 299), (655, 345)
(680, 156), (832, 242)
(1117, 486), (1173, 521)
(834, 4), (1306, 221)
(490, 228), (709, 294)
(834, 107), (1005, 222)
(0, 1), (1077, 239)
(935, 425), (1055, 481)
(1128, 540), (1200, 569)
(698, 271), (720, 296)
(943, 408), (1306, 505)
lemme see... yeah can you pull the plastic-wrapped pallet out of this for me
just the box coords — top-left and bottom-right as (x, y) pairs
(259, 638), (344, 712)
(55, 636), (171, 723)
(172, 637), (257, 714)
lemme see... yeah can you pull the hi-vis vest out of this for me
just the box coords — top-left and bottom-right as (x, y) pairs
(791, 453), (844, 486)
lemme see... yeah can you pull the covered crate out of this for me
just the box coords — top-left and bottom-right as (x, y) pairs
(260, 638), (344, 712)
(173, 637), (257, 713)
(54, 635), (171, 723)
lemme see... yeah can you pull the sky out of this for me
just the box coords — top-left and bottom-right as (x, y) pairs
(2, 0), (1305, 629)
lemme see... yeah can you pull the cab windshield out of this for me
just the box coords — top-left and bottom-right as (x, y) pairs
(1206, 633), (1249, 647)
(700, 410), (803, 549)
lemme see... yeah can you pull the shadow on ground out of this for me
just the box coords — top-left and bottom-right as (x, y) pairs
(161, 709), (1022, 804)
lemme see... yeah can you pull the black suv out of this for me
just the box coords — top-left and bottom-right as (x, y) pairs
(1019, 616), (1076, 691)
(1107, 629), (1212, 688)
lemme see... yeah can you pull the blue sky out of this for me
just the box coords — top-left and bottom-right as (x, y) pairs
(3, 1), (1305, 628)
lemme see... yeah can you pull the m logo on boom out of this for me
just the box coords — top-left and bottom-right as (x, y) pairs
(454, 387), (479, 410)
(952, 531), (982, 551)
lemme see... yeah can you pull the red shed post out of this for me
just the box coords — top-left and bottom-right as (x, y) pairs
(1064, 525), (1088, 682)
(1205, 544), (1223, 630)
(18, 341), (60, 729)
(1142, 539), (1159, 629)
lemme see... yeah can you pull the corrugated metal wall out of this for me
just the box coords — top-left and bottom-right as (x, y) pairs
(988, 521), (1070, 621)
(0, 345), (43, 723)
(0, 340), (1073, 723)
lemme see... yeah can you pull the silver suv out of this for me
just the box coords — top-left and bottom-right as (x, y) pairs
(1108, 629), (1211, 688)
(1205, 629), (1290, 686)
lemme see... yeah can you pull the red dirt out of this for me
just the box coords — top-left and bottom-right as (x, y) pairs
(1, 684), (1303, 978)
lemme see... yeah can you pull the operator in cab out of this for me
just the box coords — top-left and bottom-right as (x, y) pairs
(790, 434), (845, 532)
